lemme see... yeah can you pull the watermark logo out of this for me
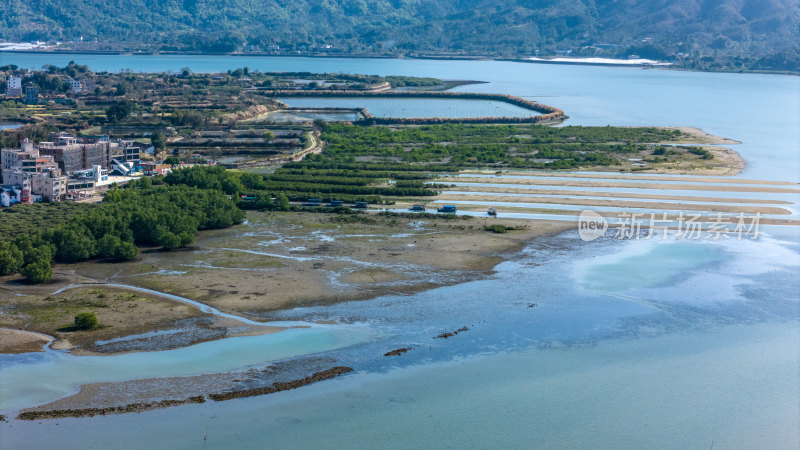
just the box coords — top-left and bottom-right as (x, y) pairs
(577, 210), (761, 241)
(578, 210), (608, 241)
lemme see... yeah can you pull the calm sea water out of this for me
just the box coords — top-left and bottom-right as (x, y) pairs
(0, 54), (797, 448)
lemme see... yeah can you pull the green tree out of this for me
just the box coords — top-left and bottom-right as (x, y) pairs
(49, 226), (96, 262)
(262, 131), (274, 142)
(137, 176), (152, 189)
(20, 250), (53, 283)
(151, 131), (166, 152)
(74, 312), (99, 330)
(14, 234), (54, 265)
(97, 235), (119, 258)
(0, 242), (24, 275)
(276, 192), (290, 210)
(178, 231), (194, 247)
(113, 241), (138, 260)
(156, 229), (182, 250)
(170, 110), (207, 128)
(96, 234), (136, 260)
(105, 100), (137, 123)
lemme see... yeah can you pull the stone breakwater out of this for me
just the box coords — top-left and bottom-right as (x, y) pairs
(264, 90), (566, 124)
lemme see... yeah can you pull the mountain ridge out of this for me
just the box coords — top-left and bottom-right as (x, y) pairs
(1, 0), (798, 70)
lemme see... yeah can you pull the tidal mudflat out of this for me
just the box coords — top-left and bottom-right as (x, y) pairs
(0, 211), (571, 355)
(2, 221), (797, 447)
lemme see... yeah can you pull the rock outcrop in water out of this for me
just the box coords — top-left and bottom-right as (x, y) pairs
(435, 326), (469, 339)
(384, 347), (413, 356)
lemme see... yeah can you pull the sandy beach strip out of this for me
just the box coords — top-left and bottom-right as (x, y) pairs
(435, 194), (792, 216)
(435, 203), (800, 226)
(443, 186), (792, 205)
(664, 126), (742, 145)
(445, 177), (800, 193)
(457, 171), (797, 186)
(0, 328), (53, 353)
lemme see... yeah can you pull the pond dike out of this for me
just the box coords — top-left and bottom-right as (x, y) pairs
(264, 90), (566, 124)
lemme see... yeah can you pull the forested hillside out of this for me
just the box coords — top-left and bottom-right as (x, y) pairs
(1, 0), (798, 70)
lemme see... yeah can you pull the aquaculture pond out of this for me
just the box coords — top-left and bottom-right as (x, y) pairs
(277, 97), (538, 118)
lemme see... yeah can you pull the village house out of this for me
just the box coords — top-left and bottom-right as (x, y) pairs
(6, 75), (22, 97)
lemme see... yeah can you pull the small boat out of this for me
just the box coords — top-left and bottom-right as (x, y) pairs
(437, 205), (457, 213)
(409, 204), (426, 211)
(487, 207), (497, 216)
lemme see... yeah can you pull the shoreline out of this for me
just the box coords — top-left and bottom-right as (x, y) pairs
(434, 193), (792, 216)
(446, 177), (800, 194)
(665, 126), (742, 145)
(3, 50), (796, 76)
(0, 328), (54, 354)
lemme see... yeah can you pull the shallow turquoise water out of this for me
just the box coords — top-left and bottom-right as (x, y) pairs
(0, 325), (375, 411)
(8, 322), (793, 449)
(574, 240), (722, 292)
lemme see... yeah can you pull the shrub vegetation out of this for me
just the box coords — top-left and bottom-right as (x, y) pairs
(74, 312), (99, 330)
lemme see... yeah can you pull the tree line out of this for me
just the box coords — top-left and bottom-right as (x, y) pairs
(0, 181), (244, 283)
(316, 123), (680, 167)
(163, 165), (438, 203)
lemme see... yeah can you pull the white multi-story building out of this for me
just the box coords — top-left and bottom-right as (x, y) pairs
(32, 169), (67, 202)
(3, 168), (29, 187)
(37, 133), (114, 175)
(6, 76), (22, 97)
(1, 139), (37, 173)
(67, 77), (83, 94)
(1, 139), (59, 186)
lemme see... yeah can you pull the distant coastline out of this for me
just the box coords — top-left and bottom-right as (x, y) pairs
(522, 56), (672, 67)
(1, 49), (796, 76)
